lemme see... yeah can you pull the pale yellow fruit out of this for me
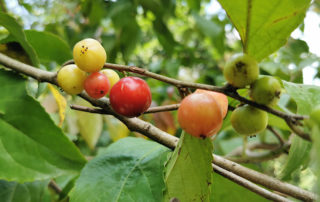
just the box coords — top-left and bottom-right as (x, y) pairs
(57, 64), (87, 94)
(73, 38), (106, 73)
(100, 69), (120, 89)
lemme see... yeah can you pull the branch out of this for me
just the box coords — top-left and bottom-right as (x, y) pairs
(226, 142), (281, 157)
(48, 180), (62, 194)
(226, 143), (290, 163)
(0, 53), (57, 84)
(0, 53), (317, 201)
(267, 126), (285, 145)
(212, 164), (291, 202)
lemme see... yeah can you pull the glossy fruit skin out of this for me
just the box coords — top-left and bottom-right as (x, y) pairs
(100, 69), (120, 89)
(73, 38), (106, 73)
(195, 89), (228, 118)
(109, 77), (152, 117)
(178, 93), (223, 138)
(231, 105), (268, 135)
(57, 64), (87, 95)
(223, 53), (259, 88)
(249, 76), (282, 106)
(84, 72), (110, 99)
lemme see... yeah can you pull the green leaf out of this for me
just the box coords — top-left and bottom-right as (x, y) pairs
(217, 0), (310, 61)
(153, 18), (177, 55)
(0, 179), (49, 202)
(0, 70), (86, 182)
(25, 30), (72, 65)
(120, 20), (142, 61)
(283, 81), (320, 115)
(164, 132), (213, 202)
(70, 137), (170, 202)
(211, 172), (268, 202)
(0, 12), (39, 66)
(193, 13), (225, 55)
(279, 136), (311, 180)
(311, 125), (320, 194)
(74, 98), (103, 150)
(278, 81), (319, 180)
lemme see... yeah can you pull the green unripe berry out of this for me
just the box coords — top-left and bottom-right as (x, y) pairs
(223, 53), (259, 88)
(231, 105), (268, 135)
(249, 76), (282, 106)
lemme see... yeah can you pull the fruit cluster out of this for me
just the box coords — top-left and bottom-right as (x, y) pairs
(57, 38), (152, 117)
(177, 53), (283, 138)
(224, 53), (282, 136)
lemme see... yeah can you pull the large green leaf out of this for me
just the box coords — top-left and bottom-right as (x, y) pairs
(0, 180), (49, 202)
(217, 0), (310, 61)
(211, 172), (268, 202)
(0, 12), (39, 66)
(69, 137), (170, 202)
(25, 30), (72, 65)
(164, 132), (213, 202)
(279, 136), (311, 180)
(0, 70), (86, 182)
(283, 81), (320, 115)
(278, 81), (320, 180)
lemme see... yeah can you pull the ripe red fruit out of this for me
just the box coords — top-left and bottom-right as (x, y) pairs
(109, 77), (152, 117)
(195, 89), (228, 118)
(178, 93), (223, 138)
(84, 72), (110, 99)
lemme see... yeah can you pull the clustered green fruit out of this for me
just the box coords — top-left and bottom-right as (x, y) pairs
(224, 53), (283, 136)
(231, 105), (268, 136)
(249, 76), (282, 106)
(223, 53), (259, 88)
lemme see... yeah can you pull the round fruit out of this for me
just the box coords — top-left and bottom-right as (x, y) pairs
(100, 69), (120, 89)
(178, 93), (223, 138)
(84, 72), (110, 99)
(73, 38), (106, 73)
(57, 64), (87, 95)
(231, 105), (268, 135)
(249, 76), (282, 106)
(223, 53), (259, 88)
(310, 105), (320, 125)
(109, 77), (152, 117)
(195, 89), (228, 118)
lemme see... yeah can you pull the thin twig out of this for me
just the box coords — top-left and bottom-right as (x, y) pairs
(212, 164), (291, 202)
(70, 104), (180, 114)
(267, 126), (285, 145)
(226, 143), (290, 163)
(226, 142), (280, 157)
(48, 180), (62, 194)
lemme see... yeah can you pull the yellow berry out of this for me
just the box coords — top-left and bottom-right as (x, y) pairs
(57, 64), (87, 94)
(100, 69), (120, 89)
(73, 38), (106, 73)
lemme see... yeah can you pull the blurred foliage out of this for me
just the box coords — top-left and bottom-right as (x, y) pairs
(0, 0), (319, 200)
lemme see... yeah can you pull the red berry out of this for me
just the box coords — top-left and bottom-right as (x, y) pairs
(110, 77), (152, 117)
(178, 92), (223, 138)
(84, 72), (110, 99)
